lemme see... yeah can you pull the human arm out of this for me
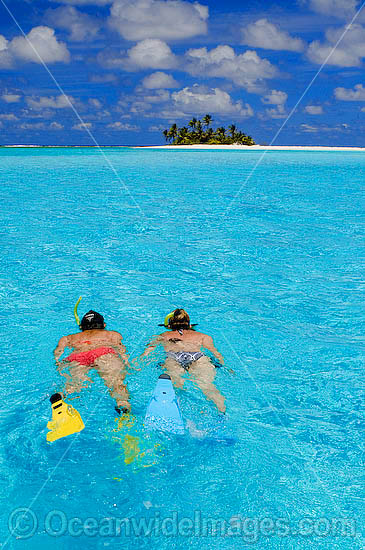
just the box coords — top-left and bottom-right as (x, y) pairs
(53, 336), (70, 368)
(140, 335), (163, 358)
(115, 338), (132, 369)
(202, 334), (225, 365)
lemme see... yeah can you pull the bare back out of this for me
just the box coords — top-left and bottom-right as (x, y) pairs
(156, 329), (224, 364)
(161, 329), (207, 353)
(67, 330), (123, 351)
(54, 329), (126, 361)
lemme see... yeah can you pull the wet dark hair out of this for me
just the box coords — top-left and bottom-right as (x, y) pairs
(80, 310), (105, 331)
(169, 309), (191, 331)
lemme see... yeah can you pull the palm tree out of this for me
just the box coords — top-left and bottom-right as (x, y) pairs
(228, 124), (237, 141)
(161, 116), (255, 145)
(176, 126), (189, 144)
(188, 117), (197, 131)
(168, 123), (178, 143)
(215, 126), (226, 142)
(195, 120), (203, 141)
(204, 127), (214, 142)
(202, 114), (212, 128)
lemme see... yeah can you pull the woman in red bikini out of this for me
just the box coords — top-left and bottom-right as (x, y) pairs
(54, 310), (131, 414)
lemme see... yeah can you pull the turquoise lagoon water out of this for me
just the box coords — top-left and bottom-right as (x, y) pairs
(0, 147), (364, 549)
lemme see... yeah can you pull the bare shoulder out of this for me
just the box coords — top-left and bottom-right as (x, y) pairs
(192, 330), (210, 338)
(198, 332), (213, 344)
(64, 332), (79, 343)
(106, 330), (123, 341)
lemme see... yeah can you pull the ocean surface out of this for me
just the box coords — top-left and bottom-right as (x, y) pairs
(0, 147), (364, 550)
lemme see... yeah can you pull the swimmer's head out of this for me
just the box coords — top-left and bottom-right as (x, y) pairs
(80, 310), (105, 331)
(167, 309), (191, 331)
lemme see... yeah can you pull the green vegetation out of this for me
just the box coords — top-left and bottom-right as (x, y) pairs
(162, 115), (255, 145)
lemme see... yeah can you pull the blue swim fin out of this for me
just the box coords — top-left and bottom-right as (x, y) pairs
(144, 374), (184, 435)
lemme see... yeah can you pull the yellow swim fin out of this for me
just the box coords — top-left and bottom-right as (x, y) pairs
(122, 434), (141, 465)
(46, 393), (85, 442)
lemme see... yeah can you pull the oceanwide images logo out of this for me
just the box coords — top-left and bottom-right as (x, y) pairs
(8, 508), (357, 542)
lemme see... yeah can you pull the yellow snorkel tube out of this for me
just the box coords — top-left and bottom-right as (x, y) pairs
(158, 310), (198, 329)
(74, 296), (82, 328)
(163, 311), (174, 328)
(157, 312), (174, 328)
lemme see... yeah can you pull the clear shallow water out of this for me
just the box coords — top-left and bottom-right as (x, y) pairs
(0, 147), (364, 550)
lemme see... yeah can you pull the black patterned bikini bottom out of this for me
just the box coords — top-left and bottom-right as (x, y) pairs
(166, 351), (204, 370)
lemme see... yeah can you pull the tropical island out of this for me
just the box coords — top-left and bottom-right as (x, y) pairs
(162, 115), (256, 146)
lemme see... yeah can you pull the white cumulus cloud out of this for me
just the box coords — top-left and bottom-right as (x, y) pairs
(100, 39), (177, 71)
(19, 122), (46, 130)
(45, 6), (100, 41)
(261, 89), (287, 105)
(20, 122), (62, 130)
(49, 0), (111, 4)
(305, 105), (323, 114)
(265, 105), (287, 118)
(171, 85), (253, 117)
(334, 83), (365, 100)
(142, 71), (179, 89)
(88, 98), (102, 108)
(300, 123), (319, 133)
(72, 122), (92, 130)
(107, 121), (139, 130)
(25, 94), (73, 110)
(261, 89), (288, 118)
(1, 93), (21, 103)
(0, 113), (18, 120)
(109, 0), (208, 41)
(184, 45), (277, 93)
(306, 0), (357, 19)
(242, 18), (305, 52)
(89, 73), (118, 83)
(125, 89), (170, 114)
(117, 84), (253, 120)
(149, 124), (166, 131)
(7, 27), (70, 65)
(50, 121), (64, 130)
(0, 35), (12, 68)
(307, 24), (365, 67)
(126, 39), (177, 70)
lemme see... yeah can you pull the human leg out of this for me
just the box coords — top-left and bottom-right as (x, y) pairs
(189, 357), (226, 413)
(94, 354), (130, 411)
(62, 362), (94, 395)
(162, 357), (186, 389)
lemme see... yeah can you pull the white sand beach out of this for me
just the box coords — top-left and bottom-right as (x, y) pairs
(137, 144), (365, 151)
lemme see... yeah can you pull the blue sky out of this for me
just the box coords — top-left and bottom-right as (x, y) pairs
(0, 0), (364, 145)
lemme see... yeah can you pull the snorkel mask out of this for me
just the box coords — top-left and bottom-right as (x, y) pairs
(158, 310), (198, 329)
(163, 311), (174, 328)
(73, 297), (104, 330)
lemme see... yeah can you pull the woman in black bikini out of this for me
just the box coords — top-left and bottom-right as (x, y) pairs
(140, 309), (226, 413)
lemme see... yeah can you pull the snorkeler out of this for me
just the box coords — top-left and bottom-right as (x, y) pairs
(54, 306), (131, 414)
(140, 309), (226, 413)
